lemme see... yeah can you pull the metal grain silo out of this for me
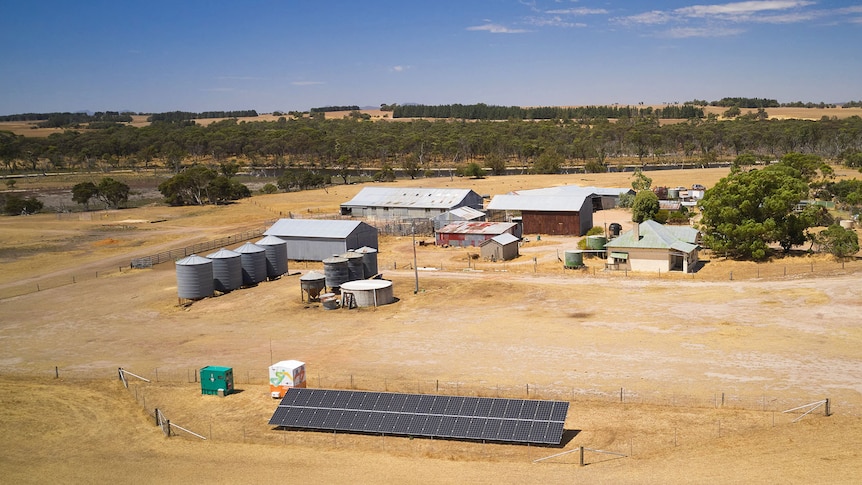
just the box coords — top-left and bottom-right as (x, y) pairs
(206, 248), (243, 293)
(353, 246), (379, 279)
(322, 255), (349, 292)
(234, 242), (267, 286)
(299, 271), (327, 301)
(256, 235), (289, 279)
(176, 254), (214, 300)
(341, 251), (365, 281)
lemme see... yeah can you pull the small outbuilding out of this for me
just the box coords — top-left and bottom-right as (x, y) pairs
(435, 221), (518, 247)
(264, 219), (378, 261)
(604, 220), (700, 273)
(200, 366), (234, 396)
(479, 233), (520, 261)
(269, 360), (306, 398)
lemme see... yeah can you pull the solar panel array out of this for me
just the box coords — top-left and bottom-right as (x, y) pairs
(269, 388), (569, 445)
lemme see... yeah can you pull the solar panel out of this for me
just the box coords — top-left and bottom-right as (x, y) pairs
(270, 388), (569, 445)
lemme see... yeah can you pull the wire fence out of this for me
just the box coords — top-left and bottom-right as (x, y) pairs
(377, 252), (862, 282)
(130, 228), (269, 268)
(23, 366), (843, 463)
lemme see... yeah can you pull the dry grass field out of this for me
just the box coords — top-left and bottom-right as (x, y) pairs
(2, 169), (862, 483)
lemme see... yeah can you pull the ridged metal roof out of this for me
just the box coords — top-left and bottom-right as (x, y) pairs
(265, 219), (369, 238)
(436, 221), (517, 235)
(486, 194), (592, 212)
(605, 220), (699, 253)
(341, 187), (478, 209)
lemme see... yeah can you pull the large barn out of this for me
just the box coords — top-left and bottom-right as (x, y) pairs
(510, 185), (634, 211)
(340, 187), (484, 220)
(486, 193), (594, 236)
(604, 220), (700, 273)
(264, 219), (378, 261)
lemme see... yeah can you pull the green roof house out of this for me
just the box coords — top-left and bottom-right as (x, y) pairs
(604, 220), (700, 273)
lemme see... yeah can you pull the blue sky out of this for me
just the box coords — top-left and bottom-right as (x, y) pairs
(1, 1), (860, 115)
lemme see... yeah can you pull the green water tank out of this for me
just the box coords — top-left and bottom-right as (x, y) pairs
(585, 235), (608, 250)
(564, 250), (584, 268)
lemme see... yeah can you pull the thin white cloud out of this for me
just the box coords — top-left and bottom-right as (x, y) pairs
(525, 15), (581, 28)
(545, 8), (609, 16)
(662, 26), (746, 38)
(676, 1), (815, 18)
(466, 23), (529, 34)
(291, 81), (324, 86)
(616, 0), (817, 25)
(619, 10), (673, 25)
(390, 65), (410, 72)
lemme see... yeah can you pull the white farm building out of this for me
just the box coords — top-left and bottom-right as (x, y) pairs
(264, 219), (378, 261)
(340, 187), (484, 220)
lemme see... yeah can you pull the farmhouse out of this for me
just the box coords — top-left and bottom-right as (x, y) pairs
(479, 233), (520, 261)
(435, 221), (518, 247)
(432, 206), (486, 230)
(264, 219), (378, 261)
(340, 187), (483, 220)
(604, 220), (700, 273)
(486, 193), (594, 236)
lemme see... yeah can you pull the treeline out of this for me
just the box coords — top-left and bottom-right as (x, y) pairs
(3, 115), (862, 176)
(309, 105), (360, 113)
(0, 112), (134, 127)
(147, 110), (258, 123)
(711, 97), (780, 108)
(392, 103), (704, 120)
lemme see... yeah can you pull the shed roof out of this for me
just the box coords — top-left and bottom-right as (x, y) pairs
(480, 233), (520, 247)
(605, 220), (699, 253)
(486, 194), (592, 212)
(512, 185), (633, 197)
(341, 186), (478, 209)
(437, 221), (517, 235)
(435, 206), (485, 221)
(265, 219), (370, 239)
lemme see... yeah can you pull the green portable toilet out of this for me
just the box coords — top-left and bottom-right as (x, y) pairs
(200, 366), (234, 396)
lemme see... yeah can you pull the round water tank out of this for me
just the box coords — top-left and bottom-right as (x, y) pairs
(176, 254), (214, 300)
(353, 246), (379, 279)
(206, 248), (242, 293)
(256, 235), (289, 279)
(323, 256), (349, 291)
(234, 242), (267, 286)
(586, 235), (608, 250)
(300, 271), (327, 301)
(340, 279), (394, 307)
(564, 250), (584, 269)
(668, 188), (680, 200)
(341, 251), (365, 281)
(839, 219), (855, 230)
(609, 223), (622, 238)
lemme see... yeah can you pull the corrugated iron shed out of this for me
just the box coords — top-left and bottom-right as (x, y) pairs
(486, 194), (593, 212)
(436, 221), (517, 235)
(342, 187), (481, 209)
